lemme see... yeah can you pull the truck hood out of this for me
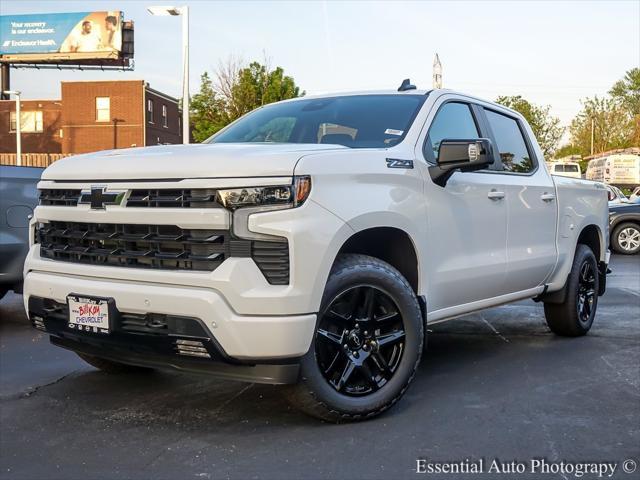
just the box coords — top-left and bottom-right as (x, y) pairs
(42, 143), (347, 181)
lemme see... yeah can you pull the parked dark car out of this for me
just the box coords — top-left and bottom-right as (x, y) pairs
(0, 165), (43, 300)
(609, 202), (640, 255)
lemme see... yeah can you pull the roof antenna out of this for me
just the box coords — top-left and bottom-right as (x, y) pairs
(397, 78), (417, 92)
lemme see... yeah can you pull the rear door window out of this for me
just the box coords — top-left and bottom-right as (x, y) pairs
(484, 109), (535, 173)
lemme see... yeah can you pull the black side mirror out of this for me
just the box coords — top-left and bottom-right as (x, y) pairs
(429, 138), (494, 187)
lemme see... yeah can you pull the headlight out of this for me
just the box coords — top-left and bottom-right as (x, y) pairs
(217, 176), (311, 211)
(218, 176), (312, 242)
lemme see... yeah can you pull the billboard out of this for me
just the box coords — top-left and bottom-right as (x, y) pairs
(0, 11), (132, 65)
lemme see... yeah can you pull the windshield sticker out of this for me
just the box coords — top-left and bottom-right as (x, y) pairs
(384, 128), (404, 136)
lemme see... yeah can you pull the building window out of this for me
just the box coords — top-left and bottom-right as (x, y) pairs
(10, 111), (43, 133)
(147, 99), (154, 123)
(162, 104), (168, 127)
(96, 97), (110, 122)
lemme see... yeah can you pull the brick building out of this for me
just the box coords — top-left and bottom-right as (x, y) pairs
(0, 99), (63, 153)
(0, 80), (182, 155)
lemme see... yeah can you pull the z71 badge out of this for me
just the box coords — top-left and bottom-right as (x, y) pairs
(386, 158), (414, 169)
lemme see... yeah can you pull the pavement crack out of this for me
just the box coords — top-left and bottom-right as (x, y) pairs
(9, 370), (81, 400)
(213, 383), (254, 415)
(619, 287), (640, 299)
(478, 314), (510, 343)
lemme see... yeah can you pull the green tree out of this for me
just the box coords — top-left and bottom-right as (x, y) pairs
(610, 67), (640, 115)
(190, 59), (303, 141)
(568, 96), (633, 157)
(609, 68), (640, 145)
(553, 144), (582, 159)
(190, 72), (226, 142)
(495, 95), (564, 158)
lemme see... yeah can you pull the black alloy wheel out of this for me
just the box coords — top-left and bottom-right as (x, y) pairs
(576, 260), (597, 326)
(286, 254), (423, 422)
(544, 244), (599, 337)
(315, 285), (406, 396)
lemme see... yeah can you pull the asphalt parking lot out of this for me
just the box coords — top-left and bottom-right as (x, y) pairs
(1, 255), (638, 480)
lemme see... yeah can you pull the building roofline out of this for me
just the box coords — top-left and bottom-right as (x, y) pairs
(61, 79), (145, 84)
(0, 98), (61, 102)
(144, 86), (179, 105)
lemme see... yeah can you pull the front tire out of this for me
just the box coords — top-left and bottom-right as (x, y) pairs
(287, 254), (424, 422)
(77, 353), (154, 374)
(544, 244), (599, 337)
(611, 222), (640, 255)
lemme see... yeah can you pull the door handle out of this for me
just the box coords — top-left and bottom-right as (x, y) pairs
(541, 192), (556, 202)
(487, 190), (505, 200)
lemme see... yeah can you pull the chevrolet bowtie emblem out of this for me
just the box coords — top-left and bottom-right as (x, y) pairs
(79, 186), (125, 209)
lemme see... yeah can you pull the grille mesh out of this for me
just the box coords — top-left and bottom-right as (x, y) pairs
(252, 241), (290, 285)
(35, 221), (290, 283)
(39, 188), (221, 208)
(127, 189), (220, 208)
(39, 189), (82, 206)
(37, 221), (230, 271)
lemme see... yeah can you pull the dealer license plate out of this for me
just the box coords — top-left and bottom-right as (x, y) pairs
(67, 295), (111, 334)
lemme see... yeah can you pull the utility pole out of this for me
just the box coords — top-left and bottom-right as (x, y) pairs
(147, 5), (190, 144)
(590, 118), (594, 156)
(433, 53), (442, 89)
(0, 64), (10, 100)
(182, 5), (189, 144)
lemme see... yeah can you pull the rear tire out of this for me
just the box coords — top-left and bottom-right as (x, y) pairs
(544, 244), (599, 337)
(286, 254), (424, 422)
(611, 222), (640, 255)
(77, 353), (154, 374)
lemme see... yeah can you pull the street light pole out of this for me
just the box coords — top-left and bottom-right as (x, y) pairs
(181, 5), (189, 144)
(3, 90), (22, 166)
(147, 5), (190, 145)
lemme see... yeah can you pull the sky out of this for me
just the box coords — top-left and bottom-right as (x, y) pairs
(1, 0), (639, 137)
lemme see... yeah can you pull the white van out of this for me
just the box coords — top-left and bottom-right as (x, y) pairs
(586, 154), (640, 186)
(548, 162), (582, 179)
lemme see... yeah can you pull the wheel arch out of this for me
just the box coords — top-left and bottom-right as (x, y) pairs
(336, 226), (420, 294)
(576, 224), (604, 262)
(542, 223), (606, 304)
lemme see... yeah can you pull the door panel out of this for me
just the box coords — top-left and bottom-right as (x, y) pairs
(482, 108), (557, 291)
(419, 98), (509, 312)
(502, 173), (557, 291)
(423, 170), (508, 311)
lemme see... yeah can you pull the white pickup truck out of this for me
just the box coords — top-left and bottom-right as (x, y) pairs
(24, 86), (609, 422)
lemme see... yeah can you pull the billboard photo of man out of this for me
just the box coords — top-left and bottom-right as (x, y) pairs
(64, 20), (101, 52)
(59, 11), (122, 54)
(103, 15), (121, 51)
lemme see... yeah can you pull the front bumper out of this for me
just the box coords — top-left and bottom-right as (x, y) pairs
(28, 296), (300, 384)
(24, 271), (316, 382)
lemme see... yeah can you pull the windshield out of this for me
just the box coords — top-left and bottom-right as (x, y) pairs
(613, 186), (628, 199)
(205, 94), (426, 148)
